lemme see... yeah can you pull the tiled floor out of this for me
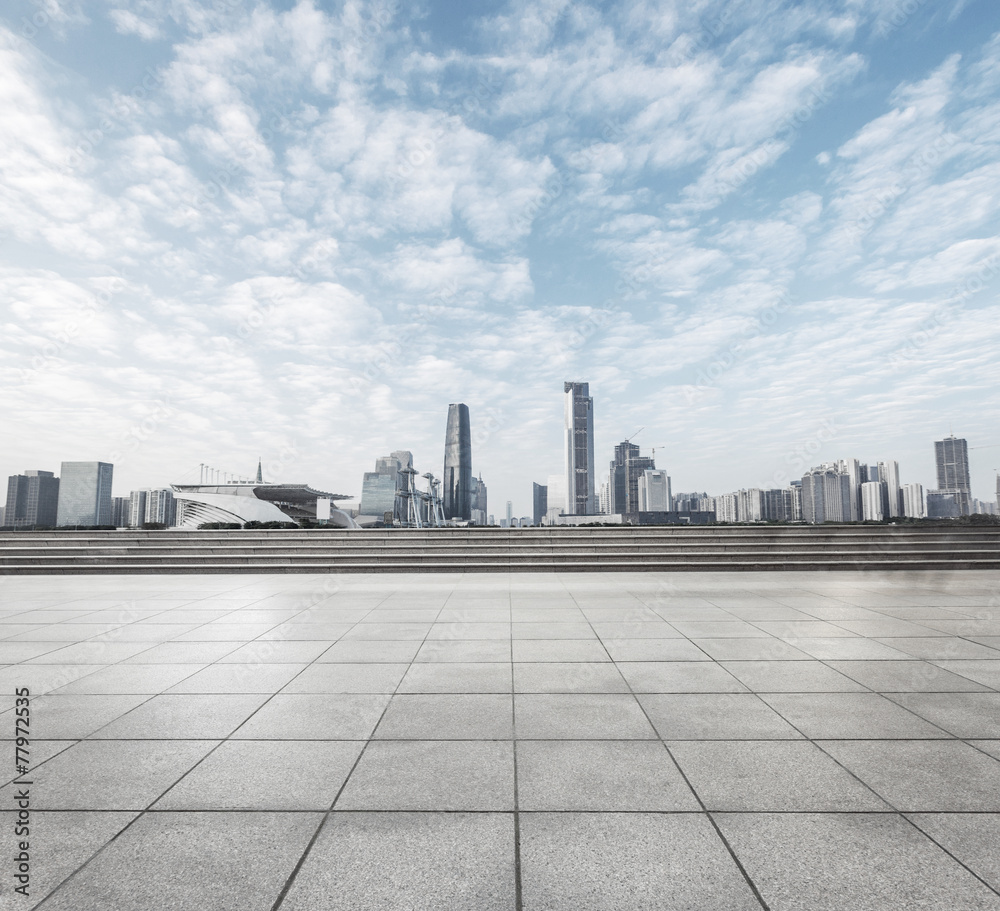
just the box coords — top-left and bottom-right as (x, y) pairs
(2, 570), (1000, 910)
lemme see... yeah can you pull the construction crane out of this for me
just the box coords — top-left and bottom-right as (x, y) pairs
(625, 427), (644, 444)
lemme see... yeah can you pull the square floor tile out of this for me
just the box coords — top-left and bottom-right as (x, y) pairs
(692, 638), (810, 661)
(514, 694), (656, 739)
(164, 663), (306, 694)
(282, 663), (408, 694)
(717, 813), (1000, 911)
(317, 641), (421, 663)
(516, 740), (698, 810)
(0, 810), (136, 905)
(601, 639), (709, 662)
(280, 812), (515, 911)
(18, 694), (150, 738)
(907, 813), (1000, 892)
(762, 692), (951, 739)
(39, 812), (320, 911)
(398, 663), (512, 693)
(92, 694), (270, 739)
(883, 692), (1000, 738)
(827, 660), (990, 692)
(0, 739), (215, 809)
(512, 640), (611, 662)
(337, 740), (514, 810)
(232, 694), (390, 740)
(519, 813), (761, 911)
(374, 694), (513, 739)
(668, 741), (887, 811)
(720, 661), (867, 692)
(52, 664), (206, 695)
(155, 740), (364, 809)
(821, 740), (1000, 811)
(414, 640), (512, 662)
(514, 663), (628, 693)
(617, 661), (747, 693)
(640, 694), (802, 740)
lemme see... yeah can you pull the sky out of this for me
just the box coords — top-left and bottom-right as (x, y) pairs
(2, 0), (999, 516)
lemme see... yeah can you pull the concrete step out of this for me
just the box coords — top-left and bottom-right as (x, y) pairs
(0, 526), (996, 573)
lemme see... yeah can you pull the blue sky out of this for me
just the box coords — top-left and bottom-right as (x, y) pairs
(2, 0), (999, 515)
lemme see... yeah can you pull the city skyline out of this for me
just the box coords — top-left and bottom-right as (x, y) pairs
(2, 1), (1000, 515)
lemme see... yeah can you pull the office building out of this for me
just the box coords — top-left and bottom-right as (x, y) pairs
(128, 490), (148, 528)
(506, 500), (513, 527)
(545, 472), (567, 524)
(4, 470), (60, 528)
(145, 488), (177, 526)
(927, 490), (963, 519)
(713, 493), (738, 522)
(638, 470), (671, 512)
(838, 458), (862, 521)
(532, 483), (547, 526)
(935, 435), (971, 514)
(443, 403), (472, 521)
(598, 480), (611, 515)
(901, 483), (925, 519)
(56, 462), (114, 527)
(763, 488), (795, 522)
(737, 488), (765, 523)
(471, 475), (488, 526)
(360, 451), (413, 518)
(564, 382), (595, 514)
(971, 498), (997, 516)
(110, 496), (130, 527)
(861, 481), (885, 521)
(878, 460), (902, 518)
(800, 464), (852, 524)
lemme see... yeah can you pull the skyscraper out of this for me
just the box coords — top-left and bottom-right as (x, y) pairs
(56, 462), (114, 527)
(471, 475), (488, 526)
(128, 490), (148, 527)
(800, 464), (852, 524)
(861, 481), (885, 521)
(564, 382), (595, 514)
(638, 470), (671, 511)
(902, 483), (925, 518)
(4, 470), (60, 528)
(443, 403), (472, 521)
(934, 436), (971, 515)
(878, 460), (902, 518)
(532, 482), (548, 526)
(145, 488), (177, 526)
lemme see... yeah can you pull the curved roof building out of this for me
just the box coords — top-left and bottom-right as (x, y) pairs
(172, 482), (358, 529)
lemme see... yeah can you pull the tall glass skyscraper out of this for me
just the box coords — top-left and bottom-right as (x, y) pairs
(4, 470), (60, 528)
(934, 435), (971, 515)
(564, 382), (595, 514)
(443, 403), (472, 521)
(56, 462), (114, 526)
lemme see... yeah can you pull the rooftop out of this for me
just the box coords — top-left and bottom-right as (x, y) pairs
(2, 569), (1000, 909)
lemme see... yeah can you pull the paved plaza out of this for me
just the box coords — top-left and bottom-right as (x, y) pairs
(2, 570), (1000, 910)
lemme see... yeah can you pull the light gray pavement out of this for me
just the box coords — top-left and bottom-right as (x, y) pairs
(1, 570), (1000, 910)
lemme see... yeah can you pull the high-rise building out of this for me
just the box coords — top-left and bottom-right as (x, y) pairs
(901, 483), (925, 518)
(443, 403), (472, 521)
(145, 488), (177, 526)
(505, 500), (513, 527)
(838, 458), (862, 521)
(532, 482), (547, 526)
(878, 460), (902, 518)
(638, 470), (671, 512)
(128, 490), (148, 528)
(763, 488), (795, 522)
(800, 464), (852, 524)
(597, 479), (611, 515)
(861, 481), (885, 521)
(545, 473), (566, 524)
(360, 451), (413, 518)
(564, 382), (595, 514)
(471, 475), (488, 526)
(110, 496), (130, 527)
(4, 470), (60, 528)
(927, 490), (962, 518)
(737, 489), (765, 523)
(935, 435), (971, 514)
(56, 462), (113, 527)
(714, 493), (738, 522)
